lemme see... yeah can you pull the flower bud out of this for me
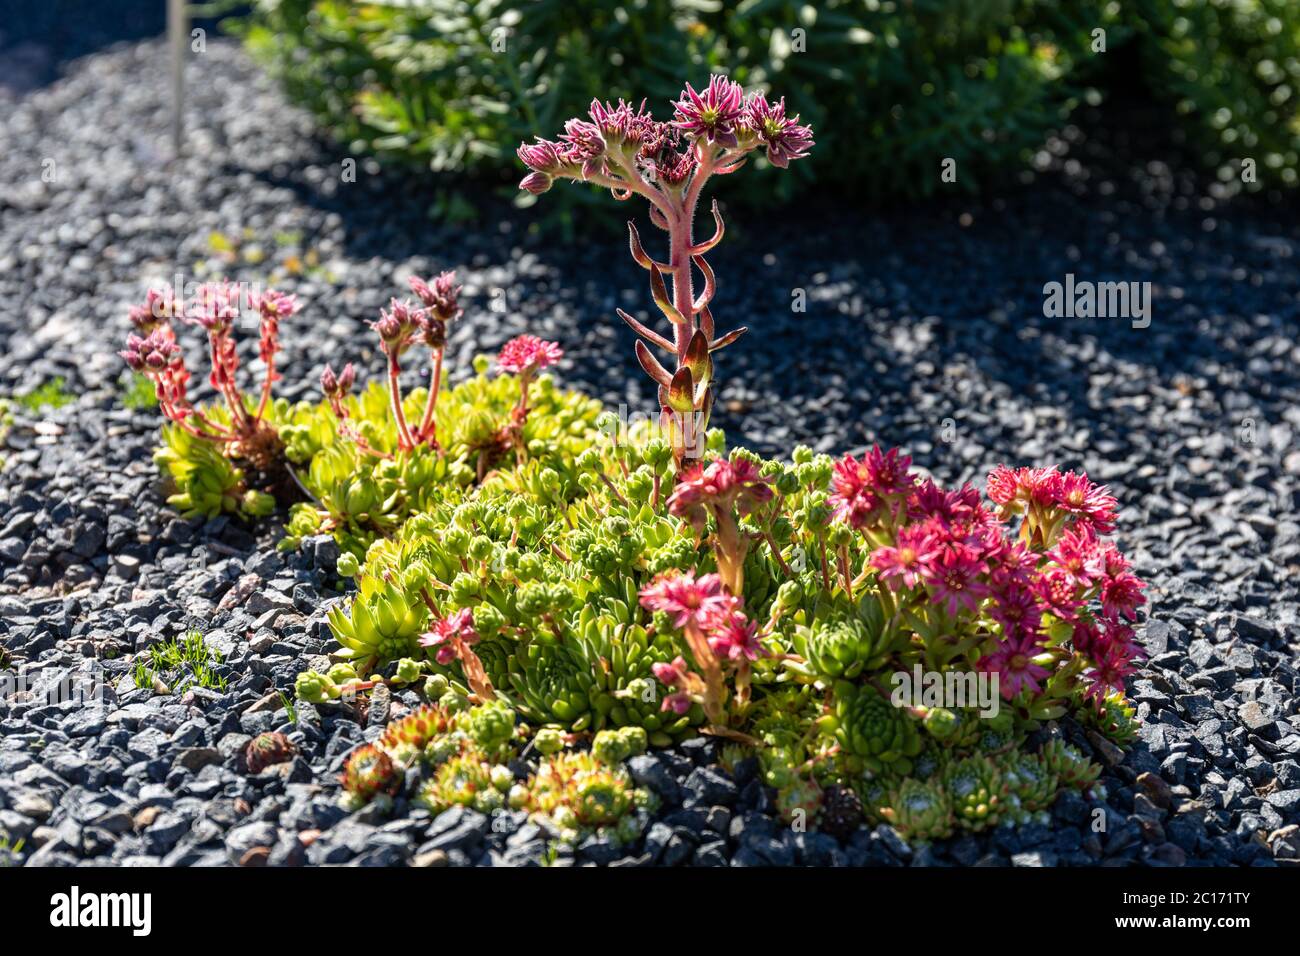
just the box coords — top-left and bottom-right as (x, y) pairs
(519, 171), (552, 195)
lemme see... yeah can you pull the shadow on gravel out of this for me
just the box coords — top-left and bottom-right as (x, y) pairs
(0, 1), (237, 94)
(243, 101), (1300, 481)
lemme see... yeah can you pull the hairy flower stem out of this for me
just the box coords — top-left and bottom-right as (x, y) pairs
(683, 621), (726, 726)
(415, 349), (444, 448)
(255, 357), (275, 421)
(386, 358), (415, 450)
(712, 507), (747, 595)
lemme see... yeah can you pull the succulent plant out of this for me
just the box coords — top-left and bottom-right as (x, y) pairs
(1000, 750), (1061, 817)
(341, 743), (402, 804)
(917, 706), (984, 751)
(1081, 690), (1139, 746)
(1039, 739), (1104, 795)
(942, 755), (1008, 831)
(419, 745), (510, 814)
(243, 732), (297, 774)
(521, 751), (656, 845)
(776, 777), (823, 825)
(825, 682), (923, 775)
(532, 725), (568, 756)
(377, 703), (456, 763)
(591, 726), (648, 766)
(465, 699), (517, 758)
(326, 577), (429, 670)
(880, 778), (955, 843)
(797, 592), (895, 681)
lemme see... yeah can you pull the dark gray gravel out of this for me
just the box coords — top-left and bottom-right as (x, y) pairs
(1, 38), (1299, 868)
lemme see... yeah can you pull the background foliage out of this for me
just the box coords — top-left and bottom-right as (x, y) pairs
(220, 0), (1300, 206)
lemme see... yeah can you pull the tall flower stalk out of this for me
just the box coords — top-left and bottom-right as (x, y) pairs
(518, 77), (813, 462)
(121, 282), (299, 475)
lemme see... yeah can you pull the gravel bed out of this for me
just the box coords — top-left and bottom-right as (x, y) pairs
(1, 38), (1299, 867)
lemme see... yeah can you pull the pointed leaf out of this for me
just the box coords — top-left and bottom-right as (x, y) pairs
(666, 366), (695, 414)
(649, 263), (686, 325)
(628, 222), (674, 273)
(698, 304), (715, 341)
(684, 329), (712, 386)
(690, 199), (725, 254)
(692, 255), (716, 313)
(709, 326), (747, 351)
(635, 340), (673, 387)
(617, 308), (674, 352)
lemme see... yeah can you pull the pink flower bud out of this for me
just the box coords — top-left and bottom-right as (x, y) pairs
(519, 171), (552, 195)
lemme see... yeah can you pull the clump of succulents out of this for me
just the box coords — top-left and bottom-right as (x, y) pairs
(127, 275), (604, 537)
(130, 74), (1149, 854)
(515, 751), (657, 846)
(121, 283), (303, 518)
(419, 744), (515, 814)
(591, 726), (649, 766)
(880, 778), (955, 843)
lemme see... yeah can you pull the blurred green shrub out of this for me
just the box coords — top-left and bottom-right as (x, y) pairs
(220, 0), (1298, 204)
(1131, 0), (1300, 188)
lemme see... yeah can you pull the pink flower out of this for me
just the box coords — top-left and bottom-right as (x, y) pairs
(129, 287), (176, 332)
(651, 656), (689, 686)
(870, 525), (941, 590)
(829, 447), (915, 530)
(1053, 471), (1117, 535)
(1048, 526), (1104, 588)
(673, 75), (745, 147)
(662, 692), (693, 715)
(988, 583), (1043, 642)
(708, 613), (763, 662)
(986, 465), (1058, 511)
(744, 93), (814, 167)
(921, 543), (989, 617)
(320, 362), (356, 399)
(250, 290), (297, 366)
(650, 656), (696, 714)
(497, 335), (564, 376)
(1083, 642), (1140, 703)
(646, 148), (696, 186)
(1032, 566), (1084, 622)
(188, 282), (241, 335)
(980, 634), (1051, 700)
(1100, 571), (1146, 622)
(419, 609), (479, 665)
(371, 299), (426, 359)
(667, 457), (773, 533)
(640, 571), (737, 632)
(517, 138), (570, 175)
(408, 271), (462, 324)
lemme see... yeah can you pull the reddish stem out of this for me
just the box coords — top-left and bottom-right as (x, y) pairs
(386, 357), (414, 450)
(416, 348), (444, 447)
(255, 355), (275, 422)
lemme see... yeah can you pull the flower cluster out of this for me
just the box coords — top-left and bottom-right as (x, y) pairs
(519, 76), (812, 462)
(833, 450), (1147, 707)
(667, 454), (773, 593)
(120, 282), (301, 514)
(324, 272), (464, 455)
(419, 607), (494, 702)
(642, 570), (764, 731)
